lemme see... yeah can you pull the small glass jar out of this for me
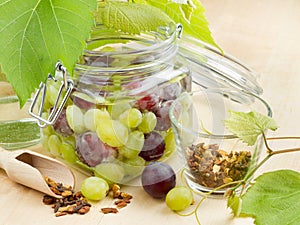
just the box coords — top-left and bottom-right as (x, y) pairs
(40, 23), (191, 184)
(169, 89), (272, 194)
(0, 82), (40, 150)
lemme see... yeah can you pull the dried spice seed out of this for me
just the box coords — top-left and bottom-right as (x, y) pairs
(78, 206), (90, 214)
(42, 177), (91, 217)
(54, 201), (62, 213)
(43, 195), (56, 205)
(61, 190), (73, 197)
(44, 177), (57, 188)
(101, 184), (133, 214)
(115, 199), (131, 204)
(112, 184), (121, 198)
(55, 212), (68, 217)
(114, 199), (130, 208)
(119, 192), (133, 200)
(58, 205), (74, 213)
(187, 143), (251, 189)
(116, 201), (127, 208)
(124, 199), (131, 203)
(114, 199), (124, 205)
(50, 186), (62, 195)
(101, 207), (119, 214)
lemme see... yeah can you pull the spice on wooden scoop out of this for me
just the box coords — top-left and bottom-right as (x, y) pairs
(0, 146), (74, 198)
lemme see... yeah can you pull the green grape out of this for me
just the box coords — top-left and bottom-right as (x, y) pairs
(119, 130), (144, 158)
(94, 163), (125, 184)
(66, 105), (85, 133)
(37, 90), (52, 111)
(96, 119), (128, 147)
(121, 156), (146, 177)
(42, 124), (54, 137)
(60, 142), (78, 163)
(75, 160), (94, 173)
(41, 112), (54, 136)
(99, 46), (116, 52)
(46, 80), (61, 106)
(47, 134), (62, 156)
(40, 135), (50, 150)
(119, 108), (143, 128)
(80, 177), (109, 201)
(178, 92), (193, 110)
(166, 186), (193, 211)
(61, 135), (76, 148)
(45, 79), (73, 108)
(138, 111), (157, 133)
(84, 108), (111, 131)
(72, 91), (105, 105)
(108, 102), (131, 119)
(163, 129), (176, 158)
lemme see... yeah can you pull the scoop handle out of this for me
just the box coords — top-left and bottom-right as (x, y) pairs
(0, 146), (10, 170)
(0, 147), (26, 171)
(0, 147), (63, 198)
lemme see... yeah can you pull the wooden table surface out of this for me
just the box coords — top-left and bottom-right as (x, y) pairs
(1, 0), (300, 224)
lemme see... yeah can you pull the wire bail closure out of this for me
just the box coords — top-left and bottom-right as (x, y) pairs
(29, 62), (74, 128)
(176, 23), (183, 39)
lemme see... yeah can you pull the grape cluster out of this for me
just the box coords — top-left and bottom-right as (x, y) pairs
(40, 78), (182, 184)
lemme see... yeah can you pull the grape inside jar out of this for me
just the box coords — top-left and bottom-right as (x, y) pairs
(41, 23), (191, 184)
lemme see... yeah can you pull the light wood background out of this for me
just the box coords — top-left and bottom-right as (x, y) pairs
(1, 0), (300, 224)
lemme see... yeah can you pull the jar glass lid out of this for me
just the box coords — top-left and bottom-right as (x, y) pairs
(178, 35), (263, 95)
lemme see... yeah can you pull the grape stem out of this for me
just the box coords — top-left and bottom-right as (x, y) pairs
(239, 134), (300, 189)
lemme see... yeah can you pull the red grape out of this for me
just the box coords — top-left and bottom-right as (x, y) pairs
(154, 100), (173, 131)
(71, 92), (95, 110)
(141, 162), (176, 198)
(138, 131), (165, 161)
(154, 83), (181, 101)
(136, 94), (160, 112)
(52, 108), (74, 136)
(124, 80), (142, 90)
(76, 132), (117, 167)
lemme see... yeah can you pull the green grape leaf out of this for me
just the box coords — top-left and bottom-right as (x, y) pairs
(131, 0), (148, 4)
(144, 0), (221, 51)
(227, 193), (242, 216)
(0, 0), (97, 107)
(180, 3), (194, 22)
(0, 65), (6, 82)
(224, 110), (279, 146)
(240, 170), (300, 225)
(101, 2), (173, 34)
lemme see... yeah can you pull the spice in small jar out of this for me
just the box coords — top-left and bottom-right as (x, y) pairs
(187, 143), (251, 189)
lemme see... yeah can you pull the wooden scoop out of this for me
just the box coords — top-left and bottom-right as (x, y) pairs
(0, 146), (74, 198)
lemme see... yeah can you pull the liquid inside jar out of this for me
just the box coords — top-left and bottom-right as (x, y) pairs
(40, 24), (191, 184)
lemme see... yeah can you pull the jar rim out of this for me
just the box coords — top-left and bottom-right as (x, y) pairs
(74, 23), (181, 73)
(169, 89), (272, 139)
(179, 36), (263, 96)
(82, 23), (178, 57)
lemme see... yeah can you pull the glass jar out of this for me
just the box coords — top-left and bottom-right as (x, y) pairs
(167, 36), (270, 194)
(39, 23), (191, 184)
(169, 89), (272, 194)
(0, 82), (40, 150)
